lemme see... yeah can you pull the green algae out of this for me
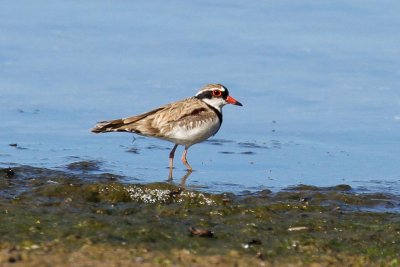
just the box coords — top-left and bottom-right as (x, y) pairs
(0, 166), (400, 266)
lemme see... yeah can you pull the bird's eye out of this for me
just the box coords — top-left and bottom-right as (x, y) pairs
(212, 90), (222, 97)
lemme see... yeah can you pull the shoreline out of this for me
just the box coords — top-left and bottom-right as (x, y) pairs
(1, 165), (399, 266)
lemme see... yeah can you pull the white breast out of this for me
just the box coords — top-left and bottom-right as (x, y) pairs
(164, 118), (221, 147)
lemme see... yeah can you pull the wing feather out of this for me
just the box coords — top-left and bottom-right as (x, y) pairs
(91, 98), (216, 138)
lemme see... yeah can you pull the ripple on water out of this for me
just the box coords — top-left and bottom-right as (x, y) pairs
(204, 138), (235, 146)
(237, 141), (268, 149)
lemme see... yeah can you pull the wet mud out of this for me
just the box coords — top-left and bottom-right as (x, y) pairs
(0, 164), (399, 266)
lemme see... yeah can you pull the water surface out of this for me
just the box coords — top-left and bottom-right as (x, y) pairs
(1, 1), (400, 193)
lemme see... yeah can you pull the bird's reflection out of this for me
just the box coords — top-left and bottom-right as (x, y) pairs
(179, 170), (192, 188)
(168, 169), (193, 189)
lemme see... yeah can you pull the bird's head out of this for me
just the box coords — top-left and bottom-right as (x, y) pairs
(195, 84), (243, 111)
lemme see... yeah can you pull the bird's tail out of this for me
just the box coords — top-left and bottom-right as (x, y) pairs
(91, 119), (124, 133)
(92, 107), (164, 135)
(91, 118), (132, 133)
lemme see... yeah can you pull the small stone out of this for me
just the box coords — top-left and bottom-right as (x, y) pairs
(256, 251), (264, 260)
(188, 226), (214, 238)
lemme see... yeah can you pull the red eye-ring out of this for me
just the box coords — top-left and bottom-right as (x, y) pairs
(212, 90), (222, 97)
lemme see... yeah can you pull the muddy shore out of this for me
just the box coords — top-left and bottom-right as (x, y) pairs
(1, 164), (399, 266)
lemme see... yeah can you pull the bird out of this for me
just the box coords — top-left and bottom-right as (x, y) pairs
(91, 84), (242, 175)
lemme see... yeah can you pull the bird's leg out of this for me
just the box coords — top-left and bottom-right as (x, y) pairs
(168, 144), (178, 179)
(181, 147), (193, 171)
(169, 144), (178, 169)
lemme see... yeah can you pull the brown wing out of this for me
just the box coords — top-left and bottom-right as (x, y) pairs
(91, 98), (215, 137)
(91, 107), (164, 133)
(150, 98), (217, 137)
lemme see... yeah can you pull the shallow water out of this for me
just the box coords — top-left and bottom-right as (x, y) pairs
(1, 1), (400, 194)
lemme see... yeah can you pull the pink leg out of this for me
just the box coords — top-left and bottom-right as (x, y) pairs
(169, 144), (178, 179)
(181, 147), (193, 171)
(169, 144), (178, 169)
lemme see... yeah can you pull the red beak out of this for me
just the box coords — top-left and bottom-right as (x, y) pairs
(226, 95), (243, 106)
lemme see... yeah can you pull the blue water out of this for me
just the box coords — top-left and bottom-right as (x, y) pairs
(1, 1), (400, 193)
